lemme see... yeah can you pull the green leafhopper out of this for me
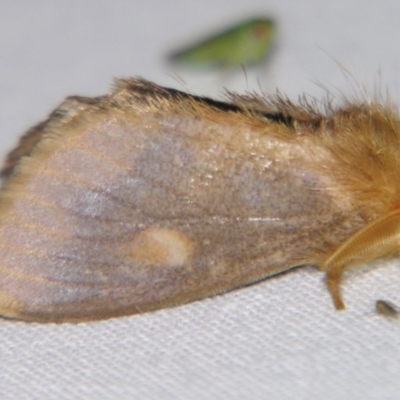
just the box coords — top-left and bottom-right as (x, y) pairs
(168, 18), (276, 68)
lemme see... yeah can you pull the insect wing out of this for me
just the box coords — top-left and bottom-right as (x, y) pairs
(0, 79), (352, 322)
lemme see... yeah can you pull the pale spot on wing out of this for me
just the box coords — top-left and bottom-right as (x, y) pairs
(129, 227), (194, 267)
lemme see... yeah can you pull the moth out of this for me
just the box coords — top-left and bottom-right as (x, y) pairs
(168, 18), (276, 68)
(376, 300), (400, 319)
(0, 78), (399, 323)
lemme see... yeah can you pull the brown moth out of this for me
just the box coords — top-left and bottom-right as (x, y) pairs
(0, 78), (400, 322)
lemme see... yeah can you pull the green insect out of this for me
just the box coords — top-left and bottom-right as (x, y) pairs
(169, 18), (276, 68)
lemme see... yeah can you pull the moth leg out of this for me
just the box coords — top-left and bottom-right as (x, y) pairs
(325, 266), (346, 310)
(322, 209), (400, 310)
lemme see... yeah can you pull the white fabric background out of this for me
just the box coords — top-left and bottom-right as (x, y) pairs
(1, 1), (400, 399)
